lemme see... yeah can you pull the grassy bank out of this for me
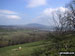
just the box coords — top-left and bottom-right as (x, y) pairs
(0, 41), (46, 56)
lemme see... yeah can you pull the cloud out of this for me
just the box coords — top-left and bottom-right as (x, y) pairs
(27, 0), (47, 8)
(33, 7), (69, 26)
(43, 7), (68, 16)
(0, 10), (17, 14)
(6, 15), (20, 19)
(0, 10), (20, 19)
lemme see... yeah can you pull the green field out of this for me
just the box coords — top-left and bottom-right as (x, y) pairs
(0, 41), (46, 56)
(0, 29), (75, 56)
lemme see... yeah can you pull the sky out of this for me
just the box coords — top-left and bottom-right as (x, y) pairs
(0, 0), (71, 26)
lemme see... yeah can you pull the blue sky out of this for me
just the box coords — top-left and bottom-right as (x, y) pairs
(0, 0), (70, 26)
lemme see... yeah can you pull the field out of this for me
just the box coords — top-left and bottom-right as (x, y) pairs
(0, 41), (46, 56)
(0, 29), (75, 56)
(0, 29), (48, 47)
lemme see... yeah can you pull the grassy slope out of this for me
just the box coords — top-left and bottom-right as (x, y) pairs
(0, 34), (75, 56)
(0, 41), (46, 56)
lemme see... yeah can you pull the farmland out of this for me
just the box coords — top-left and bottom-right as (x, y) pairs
(0, 28), (48, 47)
(0, 28), (75, 56)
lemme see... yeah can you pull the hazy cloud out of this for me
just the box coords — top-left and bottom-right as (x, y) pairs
(43, 7), (68, 16)
(0, 10), (17, 14)
(0, 10), (21, 19)
(27, 0), (47, 8)
(33, 7), (68, 26)
(6, 15), (20, 19)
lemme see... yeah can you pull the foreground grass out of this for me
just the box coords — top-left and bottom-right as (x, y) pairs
(0, 41), (46, 56)
(0, 33), (75, 56)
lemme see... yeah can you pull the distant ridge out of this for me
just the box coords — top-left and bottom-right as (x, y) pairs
(25, 23), (49, 28)
(0, 23), (54, 31)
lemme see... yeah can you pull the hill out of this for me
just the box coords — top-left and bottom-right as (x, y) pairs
(0, 23), (53, 31)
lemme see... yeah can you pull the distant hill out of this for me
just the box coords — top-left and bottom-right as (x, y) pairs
(0, 23), (54, 31)
(25, 23), (49, 29)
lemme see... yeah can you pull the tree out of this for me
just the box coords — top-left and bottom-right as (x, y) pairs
(66, 0), (75, 31)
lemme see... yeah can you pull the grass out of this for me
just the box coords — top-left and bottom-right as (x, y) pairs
(0, 29), (75, 56)
(0, 34), (75, 56)
(0, 41), (46, 56)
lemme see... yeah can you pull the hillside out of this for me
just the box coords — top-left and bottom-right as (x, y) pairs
(0, 33), (75, 56)
(0, 41), (47, 56)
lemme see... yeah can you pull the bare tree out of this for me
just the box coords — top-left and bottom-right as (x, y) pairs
(66, 0), (75, 31)
(52, 11), (68, 35)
